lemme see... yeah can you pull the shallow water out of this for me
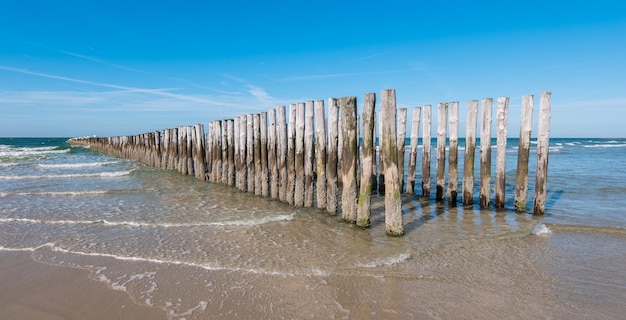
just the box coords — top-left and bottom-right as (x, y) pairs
(1, 137), (625, 319)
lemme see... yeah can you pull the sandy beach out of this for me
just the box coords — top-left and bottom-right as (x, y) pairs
(0, 251), (166, 320)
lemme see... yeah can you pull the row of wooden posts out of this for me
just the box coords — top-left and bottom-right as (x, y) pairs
(68, 89), (552, 236)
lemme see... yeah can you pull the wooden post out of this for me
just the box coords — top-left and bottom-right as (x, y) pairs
(448, 102), (459, 203)
(378, 111), (385, 194)
(436, 103), (448, 201)
(421, 105), (432, 198)
(227, 120), (235, 186)
(357, 93), (376, 228)
(326, 98), (339, 214)
(495, 97), (509, 208)
(533, 92), (551, 215)
(260, 112), (269, 196)
(304, 101), (315, 207)
(186, 126), (194, 176)
(286, 104), (297, 205)
(462, 100), (479, 206)
(213, 122), (223, 183)
(277, 106), (288, 202)
(381, 89), (403, 236)
(179, 126), (187, 175)
(294, 102), (306, 207)
(194, 124), (206, 181)
(340, 96), (358, 222)
(314, 100), (327, 209)
(397, 108), (407, 193)
(239, 115), (248, 192)
(515, 95), (533, 212)
(268, 109), (278, 199)
(254, 113), (262, 195)
(246, 114), (255, 193)
(479, 98), (493, 208)
(234, 117), (241, 189)
(221, 122), (228, 184)
(407, 107), (421, 195)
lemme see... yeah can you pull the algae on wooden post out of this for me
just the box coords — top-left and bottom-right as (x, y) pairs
(381, 89), (403, 236)
(357, 93), (376, 228)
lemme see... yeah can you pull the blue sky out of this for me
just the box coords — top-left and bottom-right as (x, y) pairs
(1, 1), (625, 138)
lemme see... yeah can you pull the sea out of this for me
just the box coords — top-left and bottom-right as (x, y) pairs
(1, 137), (624, 319)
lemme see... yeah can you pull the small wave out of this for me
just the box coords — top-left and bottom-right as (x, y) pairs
(584, 144), (626, 148)
(208, 213), (296, 226)
(358, 253), (411, 268)
(0, 162), (18, 167)
(0, 170), (133, 180)
(0, 242), (56, 252)
(0, 190), (109, 197)
(0, 148), (70, 158)
(531, 223), (552, 236)
(37, 161), (118, 169)
(0, 213), (296, 228)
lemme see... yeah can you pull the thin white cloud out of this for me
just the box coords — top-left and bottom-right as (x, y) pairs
(60, 50), (153, 74)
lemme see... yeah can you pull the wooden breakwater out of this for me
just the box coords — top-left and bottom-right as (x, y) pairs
(68, 89), (552, 236)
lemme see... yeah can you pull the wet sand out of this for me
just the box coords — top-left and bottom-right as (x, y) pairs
(0, 251), (166, 320)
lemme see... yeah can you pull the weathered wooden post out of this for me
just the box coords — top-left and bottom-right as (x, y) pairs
(294, 102), (306, 207)
(397, 108), (408, 193)
(254, 113), (262, 195)
(314, 100), (327, 209)
(221, 122), (229, 184)
(479, 98), (493, 208)
(462, 100), (479, 205)
(227, 120), (235, 186)
(448, 101), (459, 203)
(186, 126), (194, 176)
(246, 114), (255, 193)
(286, 104), (297, 205)
(339, 96), (358, 222)
(304, 101), (315, 207)
(234, 117), (241, 189)
(533, 92), (551, 215)
(378, 111), (385, 194)
(381, 89), (403, 236)
(357, 93), (376, 228)
(213, 122), (223, 183)
(407, 107), (421, 194)
(260, 112), (269, 196)
(422, 105), (432, 198)
(239, 115), (248, 192)
(194, 124), (206, 181)
(326, 98), (339, 214)
(436, 103), (448, 201)
(514, 95), (533, 212)
(268, 109), (278, 199)
(495, 97), (509, 208)
(277, 106), (288, 202)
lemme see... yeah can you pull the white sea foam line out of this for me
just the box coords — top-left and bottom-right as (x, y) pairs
(584, 144), (626, 148)
(0, 213), (296, 228)
(0, 170), (133, 180)
(47, 245), (297, 277)
(37, 161), (117, 169)
(0, 242), (56, 252)
(357, 252), (411, 268)
(1, 190), (109, 197)
(0, 149), (70, 157)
